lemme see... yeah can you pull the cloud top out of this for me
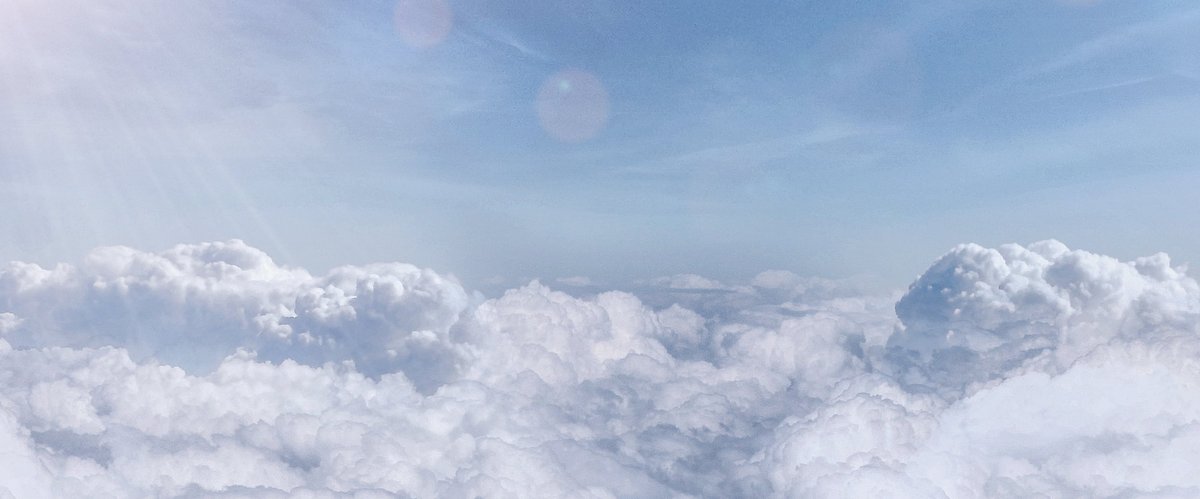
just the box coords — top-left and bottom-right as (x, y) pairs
(0, 240), (1196, 497)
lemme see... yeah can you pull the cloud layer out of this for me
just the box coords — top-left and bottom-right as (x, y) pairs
(0, 240), (1197, 497)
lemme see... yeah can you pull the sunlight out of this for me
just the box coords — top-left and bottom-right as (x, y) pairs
(535, 69), (610, 143)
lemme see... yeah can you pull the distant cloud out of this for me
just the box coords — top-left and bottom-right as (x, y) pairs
(644, 273), (730, 291)
(554, 275), (593, 287)
(0, 239), (1197, 496)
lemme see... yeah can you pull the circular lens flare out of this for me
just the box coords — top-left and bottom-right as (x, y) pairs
(393, 0), (453, 48)
(535, 69), (610, 143)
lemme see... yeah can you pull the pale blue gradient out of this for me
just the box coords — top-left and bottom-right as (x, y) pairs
(1, 0), (1198, 288)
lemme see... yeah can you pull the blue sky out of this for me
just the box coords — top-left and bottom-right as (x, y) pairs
(2, 0), (1198, 288)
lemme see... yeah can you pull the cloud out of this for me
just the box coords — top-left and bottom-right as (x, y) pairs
(0, 240), (1196, 497)
(0, 240), (472, 387)
(887, 239), (1200, 394)
(554, 276), (593, 287)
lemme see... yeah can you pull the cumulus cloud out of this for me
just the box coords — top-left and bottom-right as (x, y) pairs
(0, 240), (1196, 497)
(888, 240), (1200, 394)
(0, 240), (471, 387)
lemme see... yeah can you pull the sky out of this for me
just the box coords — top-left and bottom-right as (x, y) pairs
(2, 0), (1198, 289)
(4, 2), (1200, 496)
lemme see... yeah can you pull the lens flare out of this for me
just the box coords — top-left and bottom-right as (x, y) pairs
(393, 0), (453, 48)
(535, 69), (610, 143)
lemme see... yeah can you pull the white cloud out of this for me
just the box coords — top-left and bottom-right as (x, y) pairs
(888, 239), (1200, 394)
(0, 240), (1196, 497)
(0, 240), (471, 387)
